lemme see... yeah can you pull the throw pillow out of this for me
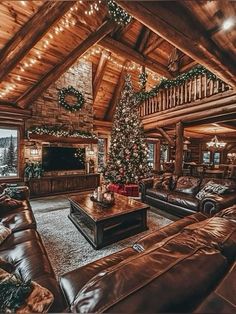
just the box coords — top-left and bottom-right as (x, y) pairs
(0, 257), (15, 273)
(175, 176), (201, 195)
(196, 181), (228, 200)
(162, 173), (172, 191)
(0, 224), (12, 244)
(4, 187), (28, 200)
(0, 195), (23, 214)
(153, 176), (163, 189)
(0, 183), (7, 194)
(0, 268), (54, 313)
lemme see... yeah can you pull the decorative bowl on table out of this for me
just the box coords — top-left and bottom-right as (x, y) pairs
(90, 191), (115, 208)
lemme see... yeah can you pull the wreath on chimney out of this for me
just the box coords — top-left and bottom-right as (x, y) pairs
(58, 86), (85, 112)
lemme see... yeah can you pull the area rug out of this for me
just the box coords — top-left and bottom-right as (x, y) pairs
(31, 195), (173, 278)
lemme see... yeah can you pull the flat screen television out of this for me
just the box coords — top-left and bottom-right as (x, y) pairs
(42, 146), (85, 172)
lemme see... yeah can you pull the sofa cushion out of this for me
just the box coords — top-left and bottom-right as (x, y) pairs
(146, 188), (169, 201)
(153, 173), (172, 191)
(0, 209), (36, 232)
(175, 176), (201, 195)
(0, 195), (23, 215)
(0, 224), (11, 245)
(168, 192), (199, 210)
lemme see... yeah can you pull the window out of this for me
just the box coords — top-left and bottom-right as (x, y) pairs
(98, 138), (107, 172)
(202, 151), (211, 164)
(147, 143), (154, 168)
(0, 128), (19, 178)
(213, 152), (220, 166)
(161, 144), (169, 162)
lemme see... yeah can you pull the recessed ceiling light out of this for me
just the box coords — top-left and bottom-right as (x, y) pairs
(222, 18), (235, 31)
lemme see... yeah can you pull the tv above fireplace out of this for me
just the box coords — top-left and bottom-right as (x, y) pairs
(42, 146), (85, 172)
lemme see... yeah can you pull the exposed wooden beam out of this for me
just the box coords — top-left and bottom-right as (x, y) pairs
(118, 1), (236, 87)
(100, 37), (171, 78)
(113, 20), (135, 40)
(143, 37), (164, 56)
(135, 26), (151, 53)
(0, 1), (76, 83)
(17, 20), (116, 108)
(175, 122), (184, 176)
(156, 127), (175, 147)
(105, 61), (129, 121)
(93, 51), (111, 101)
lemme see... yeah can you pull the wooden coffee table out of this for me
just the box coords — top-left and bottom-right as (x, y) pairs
(68, 193), (149, 249)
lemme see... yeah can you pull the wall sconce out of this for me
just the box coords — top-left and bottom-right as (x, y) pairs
(87, 144), (95, 156)
(30, 143), (39, 156)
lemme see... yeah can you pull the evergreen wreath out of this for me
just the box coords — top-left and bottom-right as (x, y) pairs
(58, 85), (85, 112)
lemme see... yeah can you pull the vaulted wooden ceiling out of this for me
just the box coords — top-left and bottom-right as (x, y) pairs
(0, 1), (235, 123)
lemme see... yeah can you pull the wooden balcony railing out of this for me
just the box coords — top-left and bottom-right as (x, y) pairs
(139, 75), (230, 117)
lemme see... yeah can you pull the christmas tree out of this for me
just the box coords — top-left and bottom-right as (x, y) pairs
(6, 135), (16, 171)
(104, 75), (150, 185)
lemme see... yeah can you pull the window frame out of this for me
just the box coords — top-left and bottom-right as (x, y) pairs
(0, 125), (21, 182)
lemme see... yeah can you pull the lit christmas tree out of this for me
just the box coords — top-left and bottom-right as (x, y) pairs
(104, 75), (150, 185)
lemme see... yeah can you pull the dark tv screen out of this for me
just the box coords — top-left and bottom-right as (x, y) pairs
(42, 147), (85, 171)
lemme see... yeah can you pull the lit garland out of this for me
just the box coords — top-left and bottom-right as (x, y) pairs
(135, 65), (226, 103)
(139, 71), (148, 89)
(27, 126), (97, 139)
(82, 46), (161, 81)
(106, 0), (132, 26)
(58, 86), (85, 112)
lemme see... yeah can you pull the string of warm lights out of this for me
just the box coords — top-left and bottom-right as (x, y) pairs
(85, 0), (102, 16)
(0, 2), (81, 98)
(82, 46), (162, 82)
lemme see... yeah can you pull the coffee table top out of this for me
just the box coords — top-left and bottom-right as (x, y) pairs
(69, 193), (149, 222)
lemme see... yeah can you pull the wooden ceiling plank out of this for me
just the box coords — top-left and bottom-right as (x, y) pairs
(16, 19), (116, 108)
(100, 36), (171, 78)
(93, 51), (111, 101)
(0, 1), (76, 84)
(143, 37), (164, 56)
(105, 60), (129, 121)
(118, 1), (236, 87)
(135, 26), (151, 53)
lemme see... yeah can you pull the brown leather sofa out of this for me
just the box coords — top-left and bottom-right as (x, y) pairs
(0, 186), (66, 312)
(140, 175), (236, 217)
(60, 206), (236, 313)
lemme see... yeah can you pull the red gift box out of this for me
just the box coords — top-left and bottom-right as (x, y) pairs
(124, 184), (139, 197)
(108, 183), (121, 193)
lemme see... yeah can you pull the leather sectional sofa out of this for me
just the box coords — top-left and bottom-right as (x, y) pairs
(60, 206), (236, 313)
(1, 185), (236, 313)
(0, 186), (66, 312)
(140, 175), (236, 217)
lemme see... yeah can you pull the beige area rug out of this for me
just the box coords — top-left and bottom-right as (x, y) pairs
(30, 194), (173, 278)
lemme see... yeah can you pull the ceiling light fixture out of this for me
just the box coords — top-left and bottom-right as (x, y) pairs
(206, 134), (226, 151)
(222, 18), (235, 31)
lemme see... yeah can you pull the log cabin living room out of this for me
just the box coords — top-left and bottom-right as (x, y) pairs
(0, 0), (236, 313)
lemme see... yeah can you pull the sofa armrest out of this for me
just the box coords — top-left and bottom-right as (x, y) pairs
(4, 185), (30, 200)
(139, 178), (154, 201)
(200, 193), (236, 216)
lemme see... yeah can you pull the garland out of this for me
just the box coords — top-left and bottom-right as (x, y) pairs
(139, 71), (148, 89)
(135, 65), (225, 103)
(58, 86), (84, 112)
(27, 125), (97, 139)
(106, 0), (132, 26)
